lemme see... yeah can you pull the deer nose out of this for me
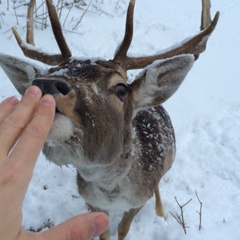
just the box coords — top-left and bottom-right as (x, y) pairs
(32, 79), (71, 96)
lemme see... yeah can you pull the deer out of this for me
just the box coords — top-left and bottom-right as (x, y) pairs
(0, 0), (219, 239)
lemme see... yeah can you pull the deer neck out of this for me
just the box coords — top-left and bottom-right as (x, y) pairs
(76, 135), (138, 186)
(43, 126), (139, 186)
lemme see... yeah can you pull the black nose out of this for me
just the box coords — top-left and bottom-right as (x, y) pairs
(32, 79), (71, 96)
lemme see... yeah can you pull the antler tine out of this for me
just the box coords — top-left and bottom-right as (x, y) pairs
(113, 0), (135, 68)
(12, 0), (71, 66)
(26, 0), (35, 45)
(12, 27), (65, 66)
(194, 0), (213, 60)
(123, 1), (219, 70)
(201, 0), (212, 30)
(46, 0), (71, 61)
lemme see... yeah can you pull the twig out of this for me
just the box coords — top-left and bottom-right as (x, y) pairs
(0, 12), (4, 29)
(195, 191), (203, 230)
(92, 4), (114, 17)
(13, 2), (19, 25)
(72, 0), (93, 31)
(170, 197), (192, 234)
(57, 0), (64, 20)
(34, 1), (45, 19)
(115, 0), (121, 11)
(41, 0), (48, 30)
(63, 3), (74, 28)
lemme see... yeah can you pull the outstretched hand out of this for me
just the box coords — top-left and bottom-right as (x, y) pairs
(0, 86), (109, 240)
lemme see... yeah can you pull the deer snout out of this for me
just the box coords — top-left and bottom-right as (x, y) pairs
(32, 79), (71, 96)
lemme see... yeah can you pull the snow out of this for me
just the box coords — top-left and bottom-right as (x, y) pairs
(0, 0), (240, 239)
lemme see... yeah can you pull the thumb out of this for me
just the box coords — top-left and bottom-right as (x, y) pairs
(40, 212), (109, 240)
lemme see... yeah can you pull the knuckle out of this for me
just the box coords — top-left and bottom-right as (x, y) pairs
(4, 114), (25, 130)
(0, 161), (22, 185)
(0, 102), (11, 113)
(36, 103), (54, 117)
(69, 226), (89, 240)
(62, 220), (92, 240)
(22, 93), (40, 107)
(24, 123), (46, 141)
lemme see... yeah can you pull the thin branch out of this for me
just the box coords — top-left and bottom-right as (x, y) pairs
(170, 197), (192, 234)
(63, 3), (74, 28)
(0, 12), (4, 29)
(57, 0), (64, 20)
(115, 0), (121, 11)
(41, 0), (46, 30)
(13, 2), (19, 25)
(72, 0), (93, 31)
(195, 191), (203, 230)
(175, 197), (192, 208)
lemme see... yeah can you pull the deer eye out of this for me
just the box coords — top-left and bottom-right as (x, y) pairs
(115, 84), (128, 101)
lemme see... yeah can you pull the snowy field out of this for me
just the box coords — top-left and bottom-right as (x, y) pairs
(0, 0), (240, 239)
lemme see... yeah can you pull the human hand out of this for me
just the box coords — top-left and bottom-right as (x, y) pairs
(0, 86), (109, 240)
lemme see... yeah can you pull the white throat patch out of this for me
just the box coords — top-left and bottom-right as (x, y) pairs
(47, 113), (75, 141)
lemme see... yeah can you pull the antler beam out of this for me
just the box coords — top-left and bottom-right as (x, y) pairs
(114, 0), (220, 70)
(12, 0), (71, 66)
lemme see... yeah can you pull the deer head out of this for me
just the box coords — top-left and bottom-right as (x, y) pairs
(0, 0), (219, 160)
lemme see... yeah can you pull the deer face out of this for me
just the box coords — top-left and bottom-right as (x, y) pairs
(32, 60), (134, 166)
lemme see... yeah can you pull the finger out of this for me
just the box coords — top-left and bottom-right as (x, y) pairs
(0, 97), (19, 122)
(0, 86), (41, 158)
(39, 213), (109, 240)
(0, 97), (19, 160)
(7, 94), (55, 187)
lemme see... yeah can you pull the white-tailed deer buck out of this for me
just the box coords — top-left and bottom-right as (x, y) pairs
(0, 0), (219, 239)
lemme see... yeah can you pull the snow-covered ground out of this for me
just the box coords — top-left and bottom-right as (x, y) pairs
(0, 0), (240, 239)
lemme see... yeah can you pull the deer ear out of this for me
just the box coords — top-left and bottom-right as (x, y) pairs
(130, 54), (194, 114)
(0, 53), (46, 95)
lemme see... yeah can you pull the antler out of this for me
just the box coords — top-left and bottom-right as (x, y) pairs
(113, 0), (135, 66)
(114, 0), (220, 70)
(12, 0), (71, 66)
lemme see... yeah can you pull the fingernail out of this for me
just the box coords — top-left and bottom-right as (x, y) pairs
(40, 95), (54, 106)
(26, 86), (40, 96)
(4, 96), (19, 106)
(91, 215), (109, 238)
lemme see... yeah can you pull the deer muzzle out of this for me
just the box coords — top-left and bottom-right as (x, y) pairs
(32, 79), (71, 96)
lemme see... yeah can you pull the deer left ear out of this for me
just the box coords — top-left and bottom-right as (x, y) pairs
(130, 54), (194, 114)
(0, 53), (46, 95)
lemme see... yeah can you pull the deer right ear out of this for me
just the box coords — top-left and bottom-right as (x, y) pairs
(0, 53), (46, 95)
(130, 54), (194, 115)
